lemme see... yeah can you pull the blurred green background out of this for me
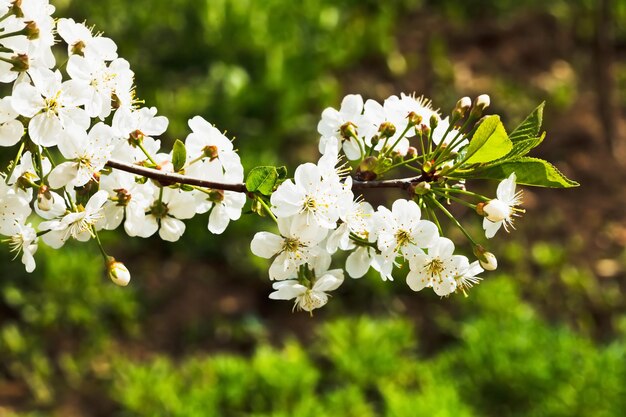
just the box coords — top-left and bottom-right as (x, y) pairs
(2, 0), (626, 415)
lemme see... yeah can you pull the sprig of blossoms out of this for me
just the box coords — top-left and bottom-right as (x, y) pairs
(0, 0), (577, 312)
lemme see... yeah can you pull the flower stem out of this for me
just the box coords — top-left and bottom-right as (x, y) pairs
(93, 227), (110, 263)
(137, 142), (158, 166)
(257, 197), (278, 224)
(5, 140), (25, 184)
(426, 194), (477, 246)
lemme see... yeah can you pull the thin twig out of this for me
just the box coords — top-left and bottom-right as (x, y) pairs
(105, 159), (425, 193)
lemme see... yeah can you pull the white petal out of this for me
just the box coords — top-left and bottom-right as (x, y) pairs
(433, 276), (457, 296)
(483, 217), (502, 239)
(406, 269), (430, 292)
(250, 232), (283, 258)
(159, 217), (186, 242)
(29, 113), (63, 147)
(497, 173), (517, 201)
(269, 281), (306, 300)
(0, 120), (24, 146)
(47, 162), (78, 189)
(313, 271), (344, 292)
(208, 204), (230, 234)
(340, 94), (363, 118)
(345, 247), (370, 278)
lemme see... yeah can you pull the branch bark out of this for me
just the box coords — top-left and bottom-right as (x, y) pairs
(105, 159), (422, 193)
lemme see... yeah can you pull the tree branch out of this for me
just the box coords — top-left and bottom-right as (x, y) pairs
(105, 159), (422, 193)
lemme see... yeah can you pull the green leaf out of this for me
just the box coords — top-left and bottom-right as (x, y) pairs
(464, 157), (579, 188)
(276, 166), (288, 180)
(464, 116), (512, 164)
(172, 139), (186, 172)
(246, 166), (279, 195)
(509, 102), (544, 143)
(492, 131), (545, 163)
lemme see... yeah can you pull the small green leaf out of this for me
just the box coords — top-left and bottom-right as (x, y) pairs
(465, 157), (579, 188)
(491, 131), (545, 163)
(172, 139), (186, 172)
(464, 116), (512, 164)
(246, 166), (279, 195)
(276, 166), (288, 180)
(510, 102), (544, 143)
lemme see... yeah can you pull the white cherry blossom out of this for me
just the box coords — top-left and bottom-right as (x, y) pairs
(269, 254), (344, 312)
(187, 159), (246, 234)
(483, 173), (523, 238)
(251, 216), (328, 280)
(39, 190), (108, 248)
(271, 163), (346, 230)
(317, 94), (364, 160)
(57, 18), (118, 61)
(11, 68), (89, 146)
(2, 221), (38, 272)
(406, 237), (467, 296)
(47, 123), (114, 189)
(373, 199), (439, 280)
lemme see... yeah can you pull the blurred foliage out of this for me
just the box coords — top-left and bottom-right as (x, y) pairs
(0, 245), (139, 405)
(108, 278), (626, 416)
(57, 0), (421, 169)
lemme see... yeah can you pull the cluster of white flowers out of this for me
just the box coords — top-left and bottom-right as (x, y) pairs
(0, 0), (534, 314)
(0, 1), (244, 279)
(250, 92), (520, 312)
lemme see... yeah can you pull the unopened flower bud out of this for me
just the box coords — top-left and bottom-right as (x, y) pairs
(378, 121), (396, 139)
(473, 245), (498, 271)
(392, 152), (404, 165)
(429, 113), (439, 130)
(407, 111), (422, 127)
(483, 199), (509, 222)
(469, 94), (491, 119)
(356, 156), (378, 181)
(475, 94), (490, 110)
(419, 123), (430, 136)
(456, 96), (471, 112)
(370, 135), (380, 146)
(107, 258), (131, 286)
(411, 181), (431, 195)
(422, 160), (434, 173)
(406, 146), (418, 158)
(340, 122), (358, 140)
(452, 96), (471, 121)
(37, 185), (53, 211)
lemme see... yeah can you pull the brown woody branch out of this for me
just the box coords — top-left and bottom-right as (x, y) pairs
(105, 159), (423, 193)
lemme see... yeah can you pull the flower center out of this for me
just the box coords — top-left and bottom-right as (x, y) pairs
(296, 289), (324, 313)
(282, 237), (302, 253)
(150, 200), (169, 219)
(44, 93), (61, 115)
(302, 196), (317, 211)
(395, 229), (413, 248)
(425, 258), (445, 278)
